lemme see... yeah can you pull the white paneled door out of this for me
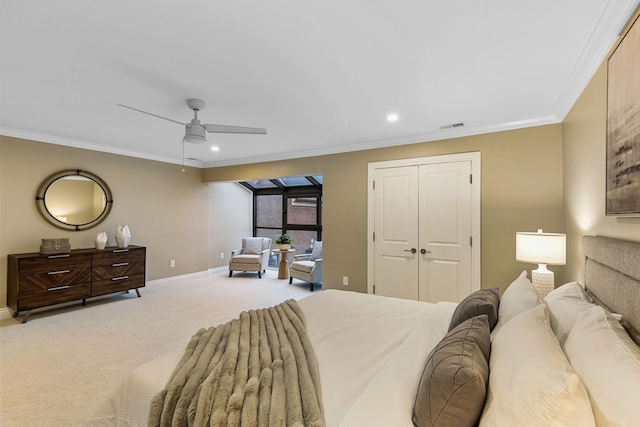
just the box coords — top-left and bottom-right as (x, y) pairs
(371, 154), (478, 303)
(373, 166), (421, 300)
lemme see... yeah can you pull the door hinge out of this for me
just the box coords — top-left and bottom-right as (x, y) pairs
(470, 236), (473, 246)
(373, 284), (376, 294)
(373, 180), (375, 190)
(373, 232), (375, 242)
(470, 174), (473, 184)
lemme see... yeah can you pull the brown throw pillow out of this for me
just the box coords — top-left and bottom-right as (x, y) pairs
(413, 315), (491, 427)
(448, 288), (500, 332)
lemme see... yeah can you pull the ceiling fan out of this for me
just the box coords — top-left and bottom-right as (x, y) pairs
(117, 99), (267, 143)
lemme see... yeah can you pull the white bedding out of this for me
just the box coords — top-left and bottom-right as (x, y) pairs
(84, 289), (456, 427)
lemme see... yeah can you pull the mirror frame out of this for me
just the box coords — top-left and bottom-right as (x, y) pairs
(35, 169), (114, 231)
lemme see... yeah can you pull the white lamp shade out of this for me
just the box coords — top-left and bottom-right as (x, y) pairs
(516, 231), (566, 265)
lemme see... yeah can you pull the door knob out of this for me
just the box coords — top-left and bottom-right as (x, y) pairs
(421, 249), (431, 254)
(404, 248), (417, 254)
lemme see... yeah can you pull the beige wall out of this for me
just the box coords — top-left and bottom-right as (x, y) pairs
(208, 182), (253, 269)
(0, 136), (210, 308)
(563, 57), (640, 283)
(203, 124), (565, 294)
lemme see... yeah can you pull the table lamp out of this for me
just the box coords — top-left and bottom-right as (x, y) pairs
(516, 229), (566, 297)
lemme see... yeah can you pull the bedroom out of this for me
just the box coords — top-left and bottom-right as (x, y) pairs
(2, 1), (640, 426)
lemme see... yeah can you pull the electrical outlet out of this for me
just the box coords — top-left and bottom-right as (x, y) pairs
(170, 259), (175, 268)
(342, 276), (348, 286)
(220, 252), (225, 259)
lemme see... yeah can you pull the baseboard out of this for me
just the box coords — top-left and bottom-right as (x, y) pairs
(0, 307), (12, 320)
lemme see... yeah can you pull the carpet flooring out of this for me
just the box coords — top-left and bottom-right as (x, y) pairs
(0, 270), (317, 426)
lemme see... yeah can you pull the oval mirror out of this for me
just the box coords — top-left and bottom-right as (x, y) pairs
(36, 169), (113, 231)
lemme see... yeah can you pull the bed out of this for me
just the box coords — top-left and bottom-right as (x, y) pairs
(84, 235), (640, 427)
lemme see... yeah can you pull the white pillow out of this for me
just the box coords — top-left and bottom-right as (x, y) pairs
(564, 305), (640, 427)
(491, 271), (541, 338)
(242, 237), (264, 255)
(498, 271), (541, 322)
(544, 281), (594, 346)
(480, 304), (594, 427)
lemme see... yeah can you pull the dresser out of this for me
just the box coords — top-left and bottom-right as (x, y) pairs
(7, 245), (146, 323)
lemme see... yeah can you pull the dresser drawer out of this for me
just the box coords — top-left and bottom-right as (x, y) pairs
(18, 283), (91, 311)
(19, 253), (91, 275)
(20, 268), (92, 293)
(92, 274), (145, 297)
(92, 261), (145, 281)
(92, 247), (145, 267)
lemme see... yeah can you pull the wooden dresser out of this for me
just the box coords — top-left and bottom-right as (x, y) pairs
(7, 245), (146, 322)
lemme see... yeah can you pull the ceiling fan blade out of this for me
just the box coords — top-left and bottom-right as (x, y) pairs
(117, 104), (186, 126)
(204, 124), (267, 134)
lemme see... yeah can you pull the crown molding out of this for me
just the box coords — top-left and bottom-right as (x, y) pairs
(552, 0), (640, 121)
(200, 115), (561, 168)
(2, 114), (560, 170)
(0, 127), (203, 168)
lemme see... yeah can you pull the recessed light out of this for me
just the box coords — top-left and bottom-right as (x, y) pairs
(387, 113), (399, 122)
(211, 146), (220, 151)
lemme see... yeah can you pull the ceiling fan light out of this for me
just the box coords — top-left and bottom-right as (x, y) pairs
(184, 124), (207, 143)
(183, 134), (206, 143)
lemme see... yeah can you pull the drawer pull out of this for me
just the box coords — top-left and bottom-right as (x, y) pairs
(47, 285), (70, 291)
(48, 254), (70, 259)
(48, 269), (70, 275)
(113, 249), (130, 253)
(112, 262), (129, 267)
(112, 275), (129, 281)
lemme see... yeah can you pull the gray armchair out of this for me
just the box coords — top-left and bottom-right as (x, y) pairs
(229, 237), (271, 278)
(289, 241), (322, 291)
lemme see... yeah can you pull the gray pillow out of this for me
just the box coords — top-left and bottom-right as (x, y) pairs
(413, 315), (490, 427)
(309, 241), (322, 261)
(448, 288), (500, 332)
(242, 237), (264, 255)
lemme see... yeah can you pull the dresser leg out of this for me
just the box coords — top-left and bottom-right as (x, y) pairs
(12, 310), (19, 318)
(21, 310), (31, 324)
(82, 299), (86, 306)
(135, 288), (141, 297)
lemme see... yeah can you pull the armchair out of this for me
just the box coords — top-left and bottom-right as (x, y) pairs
(229, 237), (271, 278)
(289, 241), (322, 291)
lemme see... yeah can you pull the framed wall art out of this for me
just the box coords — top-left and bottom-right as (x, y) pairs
(606, 14), (640, 215)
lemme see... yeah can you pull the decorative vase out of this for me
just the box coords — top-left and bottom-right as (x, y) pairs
(115, 225), (131, 249)
(94, 232), (108, 250)
(278, 244), (290, 251)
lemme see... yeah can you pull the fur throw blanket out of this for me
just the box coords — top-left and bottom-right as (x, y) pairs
(148, 299), (325, 427)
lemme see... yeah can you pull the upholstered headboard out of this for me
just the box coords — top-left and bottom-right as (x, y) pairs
(583, 235), (640, 343)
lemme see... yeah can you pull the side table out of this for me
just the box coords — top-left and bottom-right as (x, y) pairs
(272, 249), (296, 279)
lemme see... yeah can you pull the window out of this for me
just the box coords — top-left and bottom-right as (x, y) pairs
(240, 175), (322, 266)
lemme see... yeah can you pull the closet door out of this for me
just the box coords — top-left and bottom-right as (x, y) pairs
(418, 161), (472, 302)
(371, 160), (473, 303)
(373, 166), (420, 300)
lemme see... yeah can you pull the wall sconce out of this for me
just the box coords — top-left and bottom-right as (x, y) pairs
(516, 229), (566, 297)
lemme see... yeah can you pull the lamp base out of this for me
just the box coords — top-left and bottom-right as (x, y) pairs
(531, 265), (554, 298)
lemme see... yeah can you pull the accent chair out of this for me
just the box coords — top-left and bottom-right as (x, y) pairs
(229, 237), (271, 278)
(289, 241), (322, 291)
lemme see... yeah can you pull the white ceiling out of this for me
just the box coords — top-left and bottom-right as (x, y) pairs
(1, 1), (638, 168)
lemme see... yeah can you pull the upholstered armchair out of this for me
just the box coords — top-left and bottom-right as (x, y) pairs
(229, 237), (272, 278)
(289, 241), (322, 291)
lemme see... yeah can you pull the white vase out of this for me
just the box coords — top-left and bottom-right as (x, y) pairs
(115, 225), (131, 249)
(278, 244), (290, 251)
(94, 232), (108, 250)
